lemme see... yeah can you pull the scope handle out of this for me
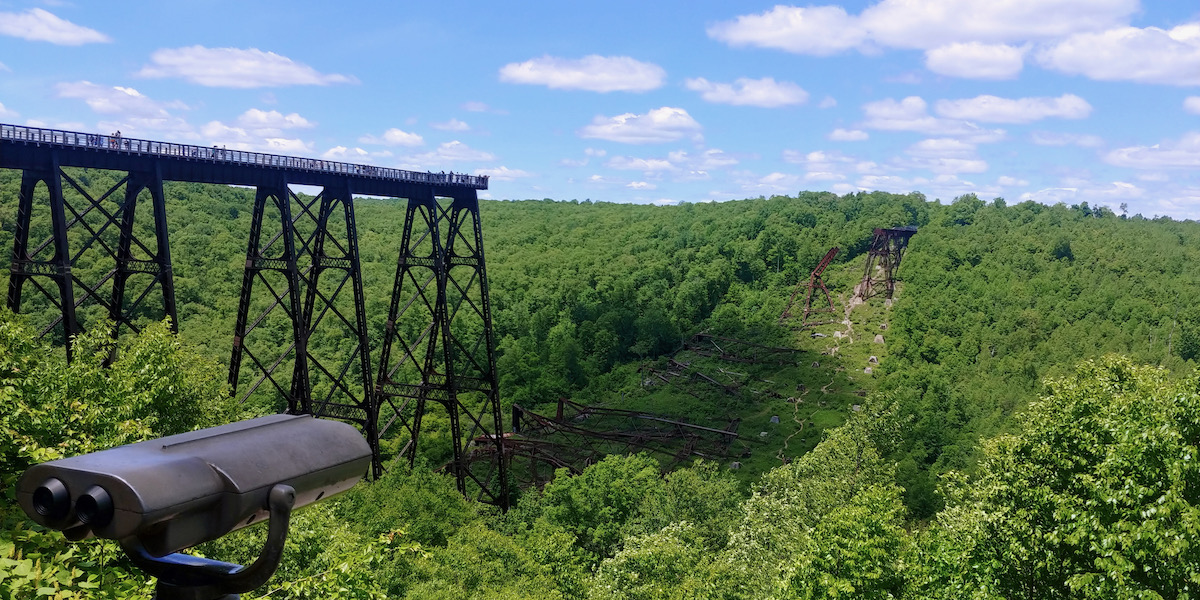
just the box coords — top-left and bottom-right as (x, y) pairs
(121, 484), (297, 600)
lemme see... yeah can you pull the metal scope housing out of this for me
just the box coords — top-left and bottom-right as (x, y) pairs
(17, 414), (371, 557)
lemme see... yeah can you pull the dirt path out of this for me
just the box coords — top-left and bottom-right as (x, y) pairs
(776, 377), (834, 463)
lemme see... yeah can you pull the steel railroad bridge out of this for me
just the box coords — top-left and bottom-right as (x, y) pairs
(0, 124), (509, 507)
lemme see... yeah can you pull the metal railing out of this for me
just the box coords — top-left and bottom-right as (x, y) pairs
(0, 123), (488, 189)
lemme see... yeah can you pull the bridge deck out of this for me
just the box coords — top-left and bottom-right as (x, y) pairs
(0, 123), (487, 196)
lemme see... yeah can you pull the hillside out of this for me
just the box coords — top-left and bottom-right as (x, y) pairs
(3, 174), (1200, 597)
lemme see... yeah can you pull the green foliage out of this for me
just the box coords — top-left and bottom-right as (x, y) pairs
(335, 461), (482, 548)
(590, 523), (708, 600)
(536, 454), (666, 559)
(882, 199), (1200, 516)
(0, 310), (232, 599)
(199, 502), (393, 600)
(783, 484), (912, 599)
(915, 356), (1200, 599)
(7, 177), (1200, 599)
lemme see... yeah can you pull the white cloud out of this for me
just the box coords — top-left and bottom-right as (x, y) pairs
(935, 94), (1091, 123)
(463, 101), (492, 112)
(707, 5), (866, 56)
(856, 174), (925, 194)
(669, 149), (739, 170)
(627, 181), (657, 190)
(861, 96), (1005, 139)
(829, 128), (868, 141)
(708, 1), (1136, 55)
(906, 138), (977, 157)
(359, 128), (424, 147)
(1019, 187), (1078, 204)
(782, 150), (856, 182)
(783, 149), (853, 168)
(1037, 23), (1200, 85)
(818, 96), (837, 109)
(1019, 180), (1145, 204)
(138, 46), (358, 88)
(200, 121), (313, 154)
(0, 102), (16, 118)
(321, 146), (370, 160)
(606, 156), (675, 171)
(1184, 97), (1200, 115)
(1105, 132), (1200, 169)
(560, 148), (607, 167)
(423, 141), (494, 162)
(685, 77), (808, 107)
(397, 141), (495, 169)
(499, 55), (665, 92)
(55, 81), (173, 117)
(0, 8), (109, 45)
(904, 157), (989, 174)
(1030, 131), (1105, 148)
(925, 42), (1025, 79)
(743, 172), (804, 195)
(861, 0), (1136, 50)
(997, 175), (1029, 186)
(432, 118), (470, 132)
(476, 166), (532, 181)
(806, 171), (846, 181)
(0, 60), (8, 72)
(578, 107), (702, 144)
(900, 138), (988, 173)
(321, 146), (392, 163)
(236, 108), (314, 130)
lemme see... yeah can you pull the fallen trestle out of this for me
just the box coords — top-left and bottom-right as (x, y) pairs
(1, 124), (505, 507)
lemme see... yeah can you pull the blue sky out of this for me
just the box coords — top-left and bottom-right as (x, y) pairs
(1, 1), (1198, 217)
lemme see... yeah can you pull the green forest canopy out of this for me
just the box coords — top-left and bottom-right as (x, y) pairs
(1, 172), (1199, 598)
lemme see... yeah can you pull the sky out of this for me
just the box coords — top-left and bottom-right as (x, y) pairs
(0, 0), (1198, 217)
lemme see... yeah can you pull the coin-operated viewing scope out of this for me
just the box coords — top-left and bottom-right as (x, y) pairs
(17, 414), (371, 600)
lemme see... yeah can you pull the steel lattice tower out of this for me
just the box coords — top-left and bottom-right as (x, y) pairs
(375, 188), (508, 507)
(6, 154), (176, 359)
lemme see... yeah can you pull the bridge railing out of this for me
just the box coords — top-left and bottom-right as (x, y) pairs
(0, 123), (488, 189)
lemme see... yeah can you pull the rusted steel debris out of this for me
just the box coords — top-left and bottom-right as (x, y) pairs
(477, 399), (743, 488)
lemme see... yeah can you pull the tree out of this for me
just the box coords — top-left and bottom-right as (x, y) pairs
(0, 312), (233, 599)
(535, 454), (666, 559)
(917, 356), (1200, 599)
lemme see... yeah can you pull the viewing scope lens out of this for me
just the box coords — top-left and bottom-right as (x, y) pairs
(32, 478), (70, 520)
(76, 486), (114, 528)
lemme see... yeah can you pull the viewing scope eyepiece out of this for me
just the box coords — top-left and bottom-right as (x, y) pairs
(18, 414), (371, 557)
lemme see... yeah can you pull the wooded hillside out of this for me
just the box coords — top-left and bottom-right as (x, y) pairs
(2, 173), (1198, 598)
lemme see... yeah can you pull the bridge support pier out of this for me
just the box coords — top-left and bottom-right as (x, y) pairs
(376, 189), (508, 506)
(6, 153), (177, 359)
(227, 179), (377, 473)
(856, 227), (917, 301)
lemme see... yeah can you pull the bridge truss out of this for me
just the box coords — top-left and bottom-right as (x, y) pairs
(0, 124), (507, 507)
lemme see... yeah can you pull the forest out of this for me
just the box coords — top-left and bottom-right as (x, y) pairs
(1, 168), (1198, 599)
